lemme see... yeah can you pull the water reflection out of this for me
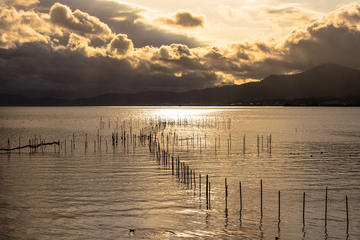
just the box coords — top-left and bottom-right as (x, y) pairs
(259, 221), (264, 240)
(277, 220), (281, 236)
(224, 208), (228, 229)
(324, 227), (328, 240)
(302, 225), (306, 240)
(205, 211), (209, 225)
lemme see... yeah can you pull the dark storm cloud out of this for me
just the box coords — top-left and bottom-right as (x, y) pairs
(0, 42), (218, 98)
(158, 11), (205, 28)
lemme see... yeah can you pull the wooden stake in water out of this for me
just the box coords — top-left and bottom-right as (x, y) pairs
(278, 190), (281, 222)
(225, 178), (228, 211)
(199, 174), (202, 198)
(205, 134), (206, 149)
(303, 192), (306, 227)
(269, 134), (272, 154)
(229, 134), (231, 151)
(209, 181), (211, 209)
(206, 174), (209, 209)
(239, 181), (243, 215)
(183, 163), (186, 184)
(193, 170), (196, 192)
(227, 139), (230, 155)
(346, 195), (349, 234)
(97, 129), (99, 147)
(325, 187), (328, 227)
(215, 138), (217, 154)
(183, 162), (186, 184)
(243, 135), (246, 154)
(190, 169), (192, 189)
(260, 179), (263, 219)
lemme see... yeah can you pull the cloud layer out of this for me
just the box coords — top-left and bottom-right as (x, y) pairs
(1, 1), (360, 98)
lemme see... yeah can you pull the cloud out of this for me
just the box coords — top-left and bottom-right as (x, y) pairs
(0, 6), (61, 49)
(49, 2), (113, 39)
(108, 34), (133, 56)
(263, 5), (320, 26)
(66, 33), (106, 57)
(158, 11), (205, 28)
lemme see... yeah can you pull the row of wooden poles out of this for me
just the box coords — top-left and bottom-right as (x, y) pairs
(1, 118), (272, 154)
(148, 134), (212, 209)
(147, 130), (350, 236)
(98, 115), (232, 130)
(229, 181), (350, 234)
(0, 115), (268, 154)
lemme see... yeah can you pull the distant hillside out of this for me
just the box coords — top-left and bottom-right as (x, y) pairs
(1, 64), (360, 106)
(259, 63), (360, 99)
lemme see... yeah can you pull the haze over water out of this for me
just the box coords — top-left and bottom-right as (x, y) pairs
(0, 106), (359, 240)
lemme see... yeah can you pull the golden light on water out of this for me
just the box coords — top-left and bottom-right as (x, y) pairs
(154, 107), (216, 118)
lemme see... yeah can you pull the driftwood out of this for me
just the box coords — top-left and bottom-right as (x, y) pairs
(0, 141), (59, 151)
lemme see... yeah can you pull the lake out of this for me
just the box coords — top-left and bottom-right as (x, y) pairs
(0, 106), (359, 240)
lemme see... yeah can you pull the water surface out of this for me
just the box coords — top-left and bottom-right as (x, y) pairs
(0, 107), (359, 240)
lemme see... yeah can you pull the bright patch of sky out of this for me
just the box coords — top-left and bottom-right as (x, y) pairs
(115, 0), (359, 45)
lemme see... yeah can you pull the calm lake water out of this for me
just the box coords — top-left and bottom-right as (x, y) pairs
(0, 107), (359, 240)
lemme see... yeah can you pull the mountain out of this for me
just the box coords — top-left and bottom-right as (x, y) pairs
(1, 63), (360, 106)
(259, 63), (360, 99)
(0, 94), (66, 106)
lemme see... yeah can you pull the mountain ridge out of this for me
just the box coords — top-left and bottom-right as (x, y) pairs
(1, 63), (360, 106)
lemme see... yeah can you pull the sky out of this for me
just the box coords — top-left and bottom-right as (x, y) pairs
(1, 0), (360, 98)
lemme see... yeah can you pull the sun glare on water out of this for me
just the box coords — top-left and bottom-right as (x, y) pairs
(155, 107), (216, 119)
